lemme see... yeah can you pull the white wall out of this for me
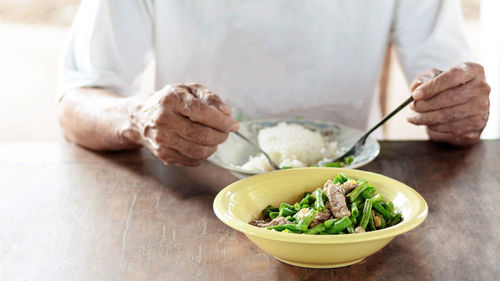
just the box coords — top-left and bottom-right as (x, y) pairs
(480, 0), (500, 138)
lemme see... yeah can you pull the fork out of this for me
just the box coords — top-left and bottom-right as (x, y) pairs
(328, 95), (415, 163)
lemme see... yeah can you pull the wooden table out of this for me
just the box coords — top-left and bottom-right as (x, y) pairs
(0, 141), (499, 281)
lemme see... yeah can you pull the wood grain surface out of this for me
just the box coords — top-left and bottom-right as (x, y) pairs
(0, 141), (498, 281)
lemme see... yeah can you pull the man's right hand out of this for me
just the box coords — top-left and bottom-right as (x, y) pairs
(124, 83), (239, 166)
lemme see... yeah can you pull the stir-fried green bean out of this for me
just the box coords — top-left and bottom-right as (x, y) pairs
(373, 202), (394, 220)
(279, 202), (297, 217)
(359, 198), (373, 230)
(323, 218), (339, 229)
(324, 217), (352, 234)
(298, 209), (317, 227)
(388, 213), (402, 227)
(351, 201), (359, 218)
(262, 205), (279, 219)
(299, 197), (309, 206)
(305, 224), (326, 234)
(349, 215), (357, 225)
(382, 201), (394, 214)
(368, 211), (376, 231)
(347, 182), (371, 202)
(268, 223), (308, 232)
(344, 156), (354, 165)
(269, 212), (279, 219)
(323, 162), (342, 168)
(250, 173), (403, 235)
(361, 186), (376, 199)
(312, 189), (325, 212)
(371, 193), (383, 204)
(346, 225), (355, 234)
(333, 173), (349, 184)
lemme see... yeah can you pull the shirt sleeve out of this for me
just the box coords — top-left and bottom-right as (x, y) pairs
(59, 0), (154, 97)
(391, 0), (472, 82)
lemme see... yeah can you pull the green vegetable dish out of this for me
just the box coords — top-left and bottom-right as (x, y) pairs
(249, 173), (403, 234)
(281, 156), (355, 170)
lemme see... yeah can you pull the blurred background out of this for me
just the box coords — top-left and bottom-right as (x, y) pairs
(0, 0), (498, 142)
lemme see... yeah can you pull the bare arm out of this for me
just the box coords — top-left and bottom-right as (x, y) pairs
(58, 87), (139, 151)
(58, 84), (239, 166)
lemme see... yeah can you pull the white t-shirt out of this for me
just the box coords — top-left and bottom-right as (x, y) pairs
(60, 0), (470, 131)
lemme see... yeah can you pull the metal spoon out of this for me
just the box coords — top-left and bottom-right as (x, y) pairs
(328, 95), (415, 163)
(233, 131), (281, 170)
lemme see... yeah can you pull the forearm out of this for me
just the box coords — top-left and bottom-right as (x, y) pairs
(58, 87), (140, 151)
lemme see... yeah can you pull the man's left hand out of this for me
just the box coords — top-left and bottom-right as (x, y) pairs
(407, 62), (491, 146)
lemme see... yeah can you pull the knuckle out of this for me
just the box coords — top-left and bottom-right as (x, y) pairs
(198, 127), (214, 145)
(480, 81), (491, 95)
(449, 66), (464, 76)
(186, 82), (202, 88)
(473, 117), (484, 129)
(430, 68), (441, 75)
(479, 98), (490, 112)
(162, 90), (181, 105)
(467, 61), (483, 73)
(481, 112), (489, 123)
(205, 93), (221, 104)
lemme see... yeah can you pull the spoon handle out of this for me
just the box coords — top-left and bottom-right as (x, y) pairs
(233, 131), (280, 170)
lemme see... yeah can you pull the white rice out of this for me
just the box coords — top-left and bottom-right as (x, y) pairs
(240, 122), (337, 172)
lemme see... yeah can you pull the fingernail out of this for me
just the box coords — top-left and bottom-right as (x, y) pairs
(230, 122), (239, 132)
(464, 132), (477, 139)
(219, 104), (232, 115)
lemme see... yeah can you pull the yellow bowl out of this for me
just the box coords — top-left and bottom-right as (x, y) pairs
(213, 167), (428, 268)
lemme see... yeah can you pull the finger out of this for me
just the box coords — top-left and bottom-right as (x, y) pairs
(427, 128), (480, 146)
(153, 145), (204, 166)
(410, 68), (442, 92)
(186, 83), (233, 116)
(410, 79), (482, 113)
(156, 129), (217, 160)
(407, 99), (487, 125)
(427, 115), (488, 135)
(157, 112), (229, 146)
(413, 62), (485, 101)
(165, 89), (239, 132)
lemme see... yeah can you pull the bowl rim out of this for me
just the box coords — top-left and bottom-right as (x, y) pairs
(207, 118), (380, 175)
(213, 167), (428, 244)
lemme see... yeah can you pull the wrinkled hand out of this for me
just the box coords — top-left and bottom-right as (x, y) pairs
(407, 62), (490, 146)
(125, 83), (239, 166)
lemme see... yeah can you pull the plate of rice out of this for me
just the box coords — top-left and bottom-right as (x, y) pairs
(208, 119), (380, 178)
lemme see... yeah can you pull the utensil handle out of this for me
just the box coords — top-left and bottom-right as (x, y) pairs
(360, 95), (414, 144)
